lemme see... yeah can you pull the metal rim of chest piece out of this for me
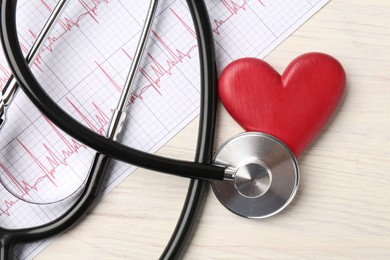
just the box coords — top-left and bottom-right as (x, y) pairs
(212, 132), (299, 219)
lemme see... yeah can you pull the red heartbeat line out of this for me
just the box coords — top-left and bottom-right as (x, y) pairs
(97, 22), (198, 102)
(97, 1), (265, 101)
(213, 0), (265, 35)
(45, 0), (110, 49)
(0, 98), (109, 217)
(40, 0), (53, 12)
(22, 0), (110, 72)
(66, 97), (110, 135)
(0, 64), (12, 91)
(0, 0), (111, 218)
(0, 0), (266, 217)
(1, 0), (111, 83)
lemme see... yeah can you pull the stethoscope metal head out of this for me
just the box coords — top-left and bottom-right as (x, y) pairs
(212, 132), (299, 219)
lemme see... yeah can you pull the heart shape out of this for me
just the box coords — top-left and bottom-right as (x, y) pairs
(219, 53), (346, 157)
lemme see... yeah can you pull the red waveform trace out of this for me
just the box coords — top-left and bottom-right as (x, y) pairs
(1, 0), (110, 214)
(99, 9), (199, 103)
(0, 64), (12, 91)
(137, 30), (198, 99)
(0, 114), (90, 217)
(46, 0), (109, 51)
(96, 61), (122, 93)
(66, 97), (110, 135)
(0, 98), (109, 216)
(40, 0), (53, 12)
(169, 8), (197, 40)
(97, 57), (142, 105)
(17, 41), (46, 73)
(0, 169), (19, 216)
(12, 0), (111, 74)
(213, 0), (265, 35)
(98, 1), (265, 102)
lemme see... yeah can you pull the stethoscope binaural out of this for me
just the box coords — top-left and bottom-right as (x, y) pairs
(0, 0), (299, 259)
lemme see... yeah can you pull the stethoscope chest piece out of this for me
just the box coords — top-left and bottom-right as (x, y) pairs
(212, 132), (299, 218)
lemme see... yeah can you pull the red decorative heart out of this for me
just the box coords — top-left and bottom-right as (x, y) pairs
(218, 53), (346, 157)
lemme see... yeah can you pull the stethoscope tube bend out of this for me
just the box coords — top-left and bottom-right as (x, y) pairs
(0, 0), (220, 259)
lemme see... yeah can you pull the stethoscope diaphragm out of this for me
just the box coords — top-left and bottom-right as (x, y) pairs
(212, 132), (299, 218)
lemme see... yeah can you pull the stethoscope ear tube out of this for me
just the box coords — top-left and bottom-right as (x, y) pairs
(161, 0), (218, 258)
(0, 0), (226, 181)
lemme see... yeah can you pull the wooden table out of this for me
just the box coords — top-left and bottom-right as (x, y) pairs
(37, 0), (390, 258)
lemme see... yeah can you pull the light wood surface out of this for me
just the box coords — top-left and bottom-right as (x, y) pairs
(36, 0), (390, 259)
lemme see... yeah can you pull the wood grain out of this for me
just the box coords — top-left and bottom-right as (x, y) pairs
(37, 0), (390, 259)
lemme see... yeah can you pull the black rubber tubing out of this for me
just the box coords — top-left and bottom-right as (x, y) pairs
(0, 0), (218, 259)
(160, 1), (218, 259)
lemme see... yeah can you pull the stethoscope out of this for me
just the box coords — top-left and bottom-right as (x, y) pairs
(0, 0), (299, 259)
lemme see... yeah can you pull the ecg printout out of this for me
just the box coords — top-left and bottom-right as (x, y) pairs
(0, 0), (329, 258)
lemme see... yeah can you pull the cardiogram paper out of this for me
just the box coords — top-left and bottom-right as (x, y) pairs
(0, 0), (328, 258)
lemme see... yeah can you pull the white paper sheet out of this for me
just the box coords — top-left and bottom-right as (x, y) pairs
(0, 0), (329, 258)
